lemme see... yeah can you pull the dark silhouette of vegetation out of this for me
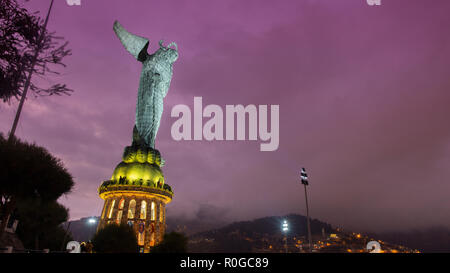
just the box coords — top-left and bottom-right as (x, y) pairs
(0, 0), (72, 103)
(0, 134), (74, 239)
(14, 199), (72, 250)
(92, 224), (138, 253)
(151, 232), (188, 253)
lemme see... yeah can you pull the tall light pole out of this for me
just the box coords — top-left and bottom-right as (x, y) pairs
(282, 220), (289, 253)
(8, 0), (55, 141)
(301, 167), (312, 253)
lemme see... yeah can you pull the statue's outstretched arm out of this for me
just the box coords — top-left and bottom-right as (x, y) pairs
(113, 20), (149, 62)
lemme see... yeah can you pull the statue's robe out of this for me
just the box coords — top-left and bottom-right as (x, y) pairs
(113, 21), (176, 148)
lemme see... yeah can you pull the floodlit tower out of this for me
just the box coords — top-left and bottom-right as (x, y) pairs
(282, 220), (289, 253)
(300, 167), (312, 252)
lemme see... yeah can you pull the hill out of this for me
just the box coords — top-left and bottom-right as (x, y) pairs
(188, 214), (334, 252)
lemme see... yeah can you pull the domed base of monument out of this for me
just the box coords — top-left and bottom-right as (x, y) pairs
(97, 188), (171, 253)
(97, 144), (173, 253)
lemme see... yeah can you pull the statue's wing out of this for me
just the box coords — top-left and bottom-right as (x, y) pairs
(113, 20), (149, 62)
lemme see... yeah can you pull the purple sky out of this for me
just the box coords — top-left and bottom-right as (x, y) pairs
(2, 0), (450, 232)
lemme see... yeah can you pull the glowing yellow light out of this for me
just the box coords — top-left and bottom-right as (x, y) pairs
(99, 190), (172, 204)
(111, 161), (165, 184)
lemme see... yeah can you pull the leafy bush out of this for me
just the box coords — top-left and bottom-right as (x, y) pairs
(151, 232), (188, 253)
(92, 224), (138, 253)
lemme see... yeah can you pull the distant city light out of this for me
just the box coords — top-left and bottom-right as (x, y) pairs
(88, 218), (97, 224)
(282, 220), (289, 232)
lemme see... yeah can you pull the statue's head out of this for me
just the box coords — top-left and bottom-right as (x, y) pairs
(155, 40), (178, 64)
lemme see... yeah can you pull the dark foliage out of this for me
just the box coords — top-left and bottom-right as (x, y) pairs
(151, 231), (188, 253)
(0, 0), (72, 102)
(0, 134), (74, 238)
(14, 199), (72, 250)
(92, 224), (138, 253)
(0, 134), (74, 201)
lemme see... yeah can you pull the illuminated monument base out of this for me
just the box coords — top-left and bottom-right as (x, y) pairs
(98, 141), (173, 253)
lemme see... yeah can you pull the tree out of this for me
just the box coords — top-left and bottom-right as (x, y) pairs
(151, 232), (188, 253)
(14, 199), (72, 250)
(0, 0), (72, 103)
(0, 134), (74, 239)
(92, 224), (138, 253)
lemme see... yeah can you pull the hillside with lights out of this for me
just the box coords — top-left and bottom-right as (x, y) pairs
(186, 214), (419, 253)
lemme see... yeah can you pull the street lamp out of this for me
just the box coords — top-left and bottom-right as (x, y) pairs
(282, 220), (289, 253)
(282, 220), (289, 232)
(301, 167), (312, 253)
(87, 217), (97, 241)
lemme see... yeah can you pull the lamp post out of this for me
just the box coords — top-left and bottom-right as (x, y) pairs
(301, 167), (312, 253)
(282, 220), (289, 253)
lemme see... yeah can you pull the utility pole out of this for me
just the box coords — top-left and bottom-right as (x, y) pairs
(9, 0), (55, 141)
(301, 167), (313, 252)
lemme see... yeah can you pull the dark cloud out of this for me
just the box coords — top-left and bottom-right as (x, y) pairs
(166, 204), (230, 235)
(195, 204), (230, 223)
